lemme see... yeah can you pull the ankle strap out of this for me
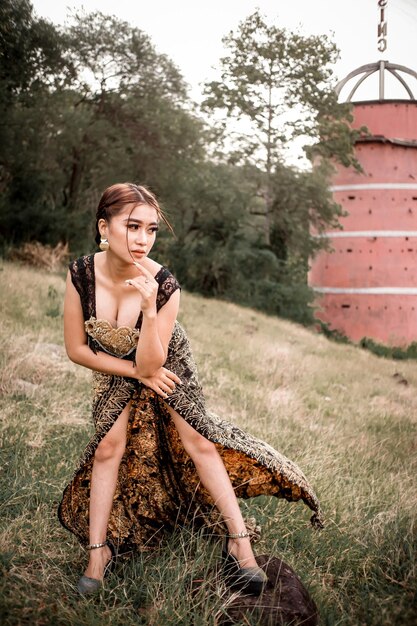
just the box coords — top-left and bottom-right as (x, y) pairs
(86, 540), (108, 550)
(227, 531), (250, 539)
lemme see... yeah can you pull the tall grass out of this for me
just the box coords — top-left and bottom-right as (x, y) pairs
(0, 259), (416, 625)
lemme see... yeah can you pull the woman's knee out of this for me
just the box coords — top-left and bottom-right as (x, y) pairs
(94, 434), (126, 463)
(183, 431), (217, 458)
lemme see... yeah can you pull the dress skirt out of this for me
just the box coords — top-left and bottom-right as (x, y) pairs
(58, 320), (324, 552)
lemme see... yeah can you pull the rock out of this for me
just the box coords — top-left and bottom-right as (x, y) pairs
(218, 554), (319, 626)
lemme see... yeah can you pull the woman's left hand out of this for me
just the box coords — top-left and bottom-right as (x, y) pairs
(125, 263), (158, 314)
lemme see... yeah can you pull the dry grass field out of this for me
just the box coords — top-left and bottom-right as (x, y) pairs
(0, 259), (416, 625)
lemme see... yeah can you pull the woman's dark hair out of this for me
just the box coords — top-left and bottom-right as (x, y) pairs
(94, 182), (173, 245)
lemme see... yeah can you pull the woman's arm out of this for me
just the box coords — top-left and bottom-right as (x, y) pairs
(64, 270), (181, 395)
(126, 263), (180, 377)
(135, 291), (180, 377)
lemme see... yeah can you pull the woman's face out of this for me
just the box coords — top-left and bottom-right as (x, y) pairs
(99, 203), (159, 263)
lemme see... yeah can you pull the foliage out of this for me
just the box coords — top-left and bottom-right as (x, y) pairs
(0, 0), (73, 245)
(202, 10), (360, 246)
(60, 11), (192, 218)
(318, 320), (417, 361)
(0, 0), (72, 101)
(155, 161), (316, 324)
(269, 159), (347, 271)
(0, 2), (362, 325)
(196, 10), (361, 323)
(0, 5), (202, 251)
(358, 337), (417, 360)
(202, 10), (353, 163)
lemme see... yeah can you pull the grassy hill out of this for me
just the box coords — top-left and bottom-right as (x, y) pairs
(0, 260), (416, 625)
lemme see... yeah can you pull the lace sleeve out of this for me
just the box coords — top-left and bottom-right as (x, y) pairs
(68, 255), (95, 321)
(156, 268), (181, 312)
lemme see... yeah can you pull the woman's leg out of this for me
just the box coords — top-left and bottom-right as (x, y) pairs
(167, 407), (259, 569)
(83, 402), (130, 579)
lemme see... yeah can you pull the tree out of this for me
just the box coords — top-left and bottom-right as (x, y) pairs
(0, 4), (353, 325)
(60, 11), (189, 214)
(0, 0), (71, 103)
(202, 10), (360, 245)
(270, 160), (346, 264)
(0, 6), (207, 251)
(0, 0), (73, 245)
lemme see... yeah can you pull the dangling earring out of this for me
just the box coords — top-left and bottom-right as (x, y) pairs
(99, 237), (109, 251)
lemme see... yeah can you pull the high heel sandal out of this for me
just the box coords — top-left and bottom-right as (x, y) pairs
(77, 540), (116, 595)
(222, 531), (268, 596)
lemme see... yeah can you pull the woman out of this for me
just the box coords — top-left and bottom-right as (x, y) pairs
(58, 183), (323, 596)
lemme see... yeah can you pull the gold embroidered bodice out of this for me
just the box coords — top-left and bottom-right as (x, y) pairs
(85, 317), (139, 358)
(68, 254), (181, 359)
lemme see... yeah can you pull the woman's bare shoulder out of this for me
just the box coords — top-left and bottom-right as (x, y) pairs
(143, 257), (163, 278)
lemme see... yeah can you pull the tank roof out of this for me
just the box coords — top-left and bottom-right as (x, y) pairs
(336, 61), (417, 103)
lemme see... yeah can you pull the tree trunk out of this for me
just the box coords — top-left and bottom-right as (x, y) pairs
(67, 145), (84, 213)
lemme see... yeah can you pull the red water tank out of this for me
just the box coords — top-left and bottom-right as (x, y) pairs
(309, 63), (417, 347)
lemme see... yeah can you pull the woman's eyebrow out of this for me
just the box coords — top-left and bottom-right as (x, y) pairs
(123, 218), (158, 226)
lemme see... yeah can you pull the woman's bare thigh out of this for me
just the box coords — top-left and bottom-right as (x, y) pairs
(166, 405), (215, 456)
(97, 400), (131, 449)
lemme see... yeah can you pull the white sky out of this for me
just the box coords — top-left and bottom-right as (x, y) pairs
(31, 0), (417, 101)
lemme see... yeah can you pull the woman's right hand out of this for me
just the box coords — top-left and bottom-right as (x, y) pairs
(136, 366), (182, 399)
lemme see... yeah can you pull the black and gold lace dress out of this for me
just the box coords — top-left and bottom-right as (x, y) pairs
(58, 254), (323, 552)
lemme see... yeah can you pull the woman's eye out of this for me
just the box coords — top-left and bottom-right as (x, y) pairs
(126, 224), (158, 233)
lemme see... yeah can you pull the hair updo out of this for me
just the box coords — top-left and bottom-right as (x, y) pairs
(94, 183), (173, 246)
